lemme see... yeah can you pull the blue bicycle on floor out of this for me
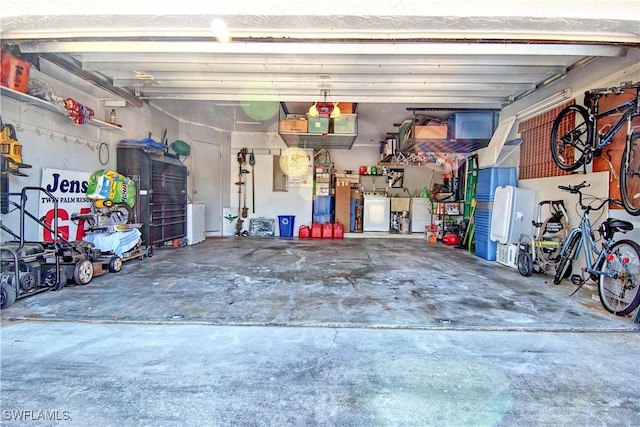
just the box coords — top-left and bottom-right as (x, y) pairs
(553, 182), (640, 316)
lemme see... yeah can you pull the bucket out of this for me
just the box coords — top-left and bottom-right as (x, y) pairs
(426, 224), (438, 243)
(399, 218), (411, 234)
(278, 215), (295, 237)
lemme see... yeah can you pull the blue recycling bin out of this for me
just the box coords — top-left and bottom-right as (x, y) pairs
(278, 215), (295, 238)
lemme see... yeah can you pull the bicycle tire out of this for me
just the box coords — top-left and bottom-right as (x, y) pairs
(554, 232), (580, 285)
(620, 130), (640, 216)
(550, 105), (592, 171)
(518, 251), (533, 277)
(599, 239), (640, 316)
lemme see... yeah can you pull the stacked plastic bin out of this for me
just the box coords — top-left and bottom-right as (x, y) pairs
(312, 195), (334, 224)
(474, 167), (517, 261)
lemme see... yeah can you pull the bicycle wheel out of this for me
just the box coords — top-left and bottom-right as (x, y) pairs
(550, 105), (592, 171)
(599, 239), (640, 315)
(553, 232), (580, 285)
(620, 130), (640, 216)
(518, 251), (533, 277)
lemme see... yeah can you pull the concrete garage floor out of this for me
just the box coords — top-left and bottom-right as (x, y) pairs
(1, 237), (639, 426)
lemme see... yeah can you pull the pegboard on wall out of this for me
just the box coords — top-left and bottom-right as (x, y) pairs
(518, 102), (575, 180)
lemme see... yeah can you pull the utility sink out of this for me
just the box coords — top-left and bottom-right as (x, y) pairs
(390, 197), (411, 212)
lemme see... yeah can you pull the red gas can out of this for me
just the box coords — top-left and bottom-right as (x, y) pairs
(322, 222), (334, 238)
(299, 225), (310, 238)
(311, 222), (322, 238)
(333, 222), (344, 239)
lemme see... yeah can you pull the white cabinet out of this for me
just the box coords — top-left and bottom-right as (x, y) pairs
(410, 198), (432, 233)
(186, 203), (206, 245)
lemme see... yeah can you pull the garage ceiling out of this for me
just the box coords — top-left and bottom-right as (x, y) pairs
(2, 1), (640, 139)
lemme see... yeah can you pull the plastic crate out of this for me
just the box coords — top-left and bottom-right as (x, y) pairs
(497, 243), (518, 269)
(307, 115), (329, 133)
(331, 114), (357, 134)
(447, 112), (498, 140)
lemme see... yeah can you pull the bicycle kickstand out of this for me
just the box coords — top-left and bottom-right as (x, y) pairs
(569, 274), (586, 296)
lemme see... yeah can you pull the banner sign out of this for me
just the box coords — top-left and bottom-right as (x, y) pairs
(39, 168), (92, 242)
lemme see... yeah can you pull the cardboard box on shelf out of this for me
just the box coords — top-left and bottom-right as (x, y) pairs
(413, 125), (448, 139)
(279, 118), (308, 133)
(337, 102), (354, 114)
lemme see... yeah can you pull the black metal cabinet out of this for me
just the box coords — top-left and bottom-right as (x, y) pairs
(117, 147), (187, 246)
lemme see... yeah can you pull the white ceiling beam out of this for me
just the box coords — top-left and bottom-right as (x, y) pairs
(18, 41), (628, 57)
(138, 93), (505, 105)
(85, 62), (567, 77)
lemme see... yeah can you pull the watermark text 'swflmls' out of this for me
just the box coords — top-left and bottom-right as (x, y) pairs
(3, 410), (71, 422)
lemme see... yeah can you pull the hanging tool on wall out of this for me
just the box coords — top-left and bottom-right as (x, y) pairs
(1, 117), (32, 214)
(0, 118), (31, 177)
(235, 149), (247, 234)
(249, 150), (256, 213)
(239, 148), (249, 218)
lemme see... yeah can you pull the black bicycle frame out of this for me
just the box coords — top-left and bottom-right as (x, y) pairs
(589, 87), (640, 150)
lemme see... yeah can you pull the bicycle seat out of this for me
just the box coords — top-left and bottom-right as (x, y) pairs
(600, 218), (633, 239)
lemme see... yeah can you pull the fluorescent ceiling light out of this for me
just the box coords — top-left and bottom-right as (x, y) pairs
(516, 88), (573, 120)
(236, 121), (263, 125)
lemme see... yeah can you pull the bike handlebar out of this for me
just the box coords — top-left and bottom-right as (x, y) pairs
(558, 181), (621, 212)
(558, 181), (590, 194)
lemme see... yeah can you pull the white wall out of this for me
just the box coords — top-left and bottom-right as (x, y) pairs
(228, 132), (313, 237)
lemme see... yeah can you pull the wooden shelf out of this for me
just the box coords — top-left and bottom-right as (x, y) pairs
(1, 86), (125, 131)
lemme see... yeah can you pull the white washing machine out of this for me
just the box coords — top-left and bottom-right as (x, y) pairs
(363, 196), (391, 232)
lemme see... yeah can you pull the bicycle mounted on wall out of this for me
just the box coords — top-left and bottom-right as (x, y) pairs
(549, 83), (640, 216)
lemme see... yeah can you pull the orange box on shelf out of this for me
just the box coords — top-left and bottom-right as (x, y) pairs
(413, 125), (448, 139)
(337, 102), (354, 114)
(1, 50), (32, 93)
(279, 118), (308, 133)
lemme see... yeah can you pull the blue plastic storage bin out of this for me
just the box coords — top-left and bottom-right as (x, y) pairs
(313, 196), (334, 214)
(474, 209), (497, 261)
(447, 112), (498, 140)
(313, 213), (334, 224)
(476, 167), (517, 201)
(278, 215), (295, 238)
